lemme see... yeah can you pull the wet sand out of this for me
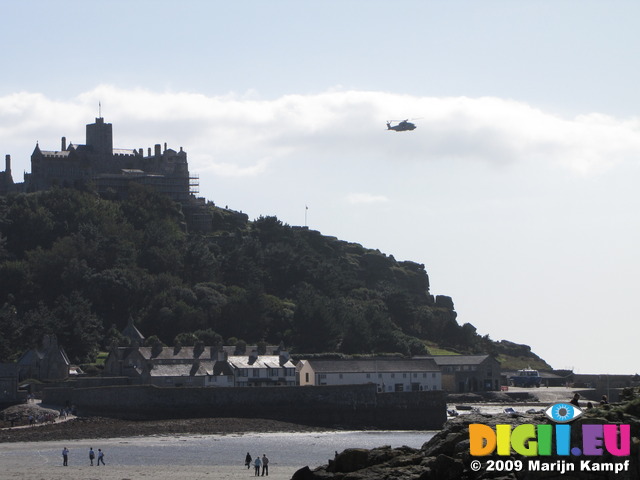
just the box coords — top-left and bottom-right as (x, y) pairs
(0, 436), (301, 480)
(0, 463), (296, 480)
(0, 416), (323, 443)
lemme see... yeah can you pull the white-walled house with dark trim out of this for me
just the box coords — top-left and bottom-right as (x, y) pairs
(297, 358), (441, 392)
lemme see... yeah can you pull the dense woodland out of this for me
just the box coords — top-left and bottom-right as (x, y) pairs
(0, 185), (548, 369)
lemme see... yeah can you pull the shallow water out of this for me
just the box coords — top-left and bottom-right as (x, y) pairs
(0, 430), (436, 468)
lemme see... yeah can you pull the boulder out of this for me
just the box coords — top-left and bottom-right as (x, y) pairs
(332, 448), (369, 473)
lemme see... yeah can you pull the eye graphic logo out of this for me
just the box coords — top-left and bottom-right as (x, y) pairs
(544, 403), (583, 423)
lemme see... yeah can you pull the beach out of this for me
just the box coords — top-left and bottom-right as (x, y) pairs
(0, 430), (435, 480)
(0, 462), (297, 480)
(0, 434), (316, 480)
(0, 386), (584, 479)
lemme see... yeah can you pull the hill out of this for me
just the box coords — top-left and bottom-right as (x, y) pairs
(0, 185), (550, 370)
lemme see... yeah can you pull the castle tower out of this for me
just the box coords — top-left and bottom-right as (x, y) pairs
(85, 117), (113, 155)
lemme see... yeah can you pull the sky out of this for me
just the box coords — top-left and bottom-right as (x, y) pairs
(1, 1), (639, 374)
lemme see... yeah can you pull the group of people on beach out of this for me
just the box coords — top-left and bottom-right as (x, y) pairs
(569, 393), (609, 410)
(61, 446), (105, 466)
(245, 452), (269, 476)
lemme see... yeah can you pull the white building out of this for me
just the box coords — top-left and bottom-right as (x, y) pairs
(205, 349), (296, 387)
(297, 358), (441, 392)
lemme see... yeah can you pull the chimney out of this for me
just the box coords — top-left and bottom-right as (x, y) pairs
(61, 136), (66, 151)
(248, 349), (258, 364)
(279, 351), (290, 366)
(148, 147), (151, 157)
(164, 142), (167, 152)
(4, 154), (10, 174)
(154, 144), (161, 156)
(212, 347), (228, 362)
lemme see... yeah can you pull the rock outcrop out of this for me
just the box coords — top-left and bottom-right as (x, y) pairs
(293, 405), (640, 480)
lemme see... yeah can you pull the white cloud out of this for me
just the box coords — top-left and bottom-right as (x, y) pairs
(2, 86), (640, 179)
(346, 193), (390, 205)
(201, 158), (270, 177)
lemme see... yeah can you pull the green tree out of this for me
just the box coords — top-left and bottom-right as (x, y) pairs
(52, 292), (103, 363)
(291, 284), (340, 353)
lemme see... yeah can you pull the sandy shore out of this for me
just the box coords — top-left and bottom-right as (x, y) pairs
(0, 463), (297, 480)
(0, 435), (303, 480)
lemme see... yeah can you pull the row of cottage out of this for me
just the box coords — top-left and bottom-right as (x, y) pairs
(104, 344), (501, 393)
(4, 326), (501, 401)
(98, 320), (500, 392)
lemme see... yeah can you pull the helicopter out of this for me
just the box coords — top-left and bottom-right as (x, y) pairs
(386, 119), (417, 132)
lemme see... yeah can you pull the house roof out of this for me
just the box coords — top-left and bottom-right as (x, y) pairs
(303, 358), (440, 373)
(122, 320), (145, 344)
(17, 340), (70, 367)
(424, 355), (493, 366)
(220, 345), (283, 355)
(147, 361), (214, 377)
(136, 346), (215, 361)
(227, 355), (295, 369)
(212, 361), (234, 376)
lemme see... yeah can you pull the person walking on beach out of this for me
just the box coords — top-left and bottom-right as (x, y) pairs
(245, 452), (252, 469)
(62, 447), (69, 466)
(254, 455), (262, 476)
(261, 454), (269, 476)
(97, 448), (105, 466)
(89, 447), (95, 466)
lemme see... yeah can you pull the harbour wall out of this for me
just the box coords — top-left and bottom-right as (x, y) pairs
(43, 383), (446, 430)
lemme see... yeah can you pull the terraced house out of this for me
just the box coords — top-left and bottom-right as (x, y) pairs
(297, 358), (441, 392)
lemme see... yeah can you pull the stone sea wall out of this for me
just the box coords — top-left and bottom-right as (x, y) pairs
(42, 383), (446, 429)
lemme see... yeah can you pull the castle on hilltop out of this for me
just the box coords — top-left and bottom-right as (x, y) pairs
(1, 117), (212, 231)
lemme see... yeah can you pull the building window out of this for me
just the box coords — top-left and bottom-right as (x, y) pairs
(391, 373), (395, 378)
(403, 373), (407, 378)
(319, 374), (326, 379)
(305, 372), (309, 383)
(339, 373), (343, 379)
(366, 373), (371, 379)
(432, 373), (436, 378)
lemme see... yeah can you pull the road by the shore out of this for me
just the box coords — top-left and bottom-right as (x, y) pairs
(503, 385), (593, 404)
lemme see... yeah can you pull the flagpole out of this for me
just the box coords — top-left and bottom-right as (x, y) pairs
(305, 205), (308, 227)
